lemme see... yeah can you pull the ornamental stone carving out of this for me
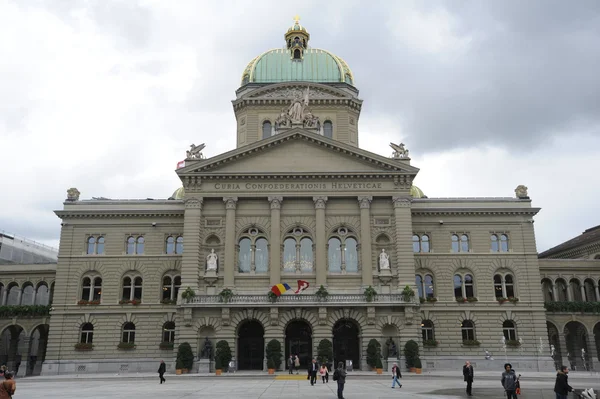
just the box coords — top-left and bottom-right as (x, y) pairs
(392, 197), (411, 208)
(223, 197), (238, 210)
(390, 142), (410, 159)
(66, 187), (80, 201)
(515, 185), (529, 199)
(249, 86), (345, 100)
(221, 307), (230, 326)
(358, 196), (372, 209)
(313, 196), (328, 209)
(206, 249), (218, 271)
(184, 197), (203, 209)
(275, 86), (320, 130)
(186, 143), (206, 160)
(268, 196), (283, 210)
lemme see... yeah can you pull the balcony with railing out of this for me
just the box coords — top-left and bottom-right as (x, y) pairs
(182, 293), (412, 308)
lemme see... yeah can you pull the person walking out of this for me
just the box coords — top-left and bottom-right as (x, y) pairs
(391, 362), (402, 388)
(157, 360), (166, 384)
(288, 355), (294, 374)
(0, 372), (16, 399)
(0, 365), (5, 378)
(501, 363), (518, 399)
(309, 358), (319, 386)
(463, 360), (474, 396)
(320, 363), (329, 383)
(333, 361), (347, 399)
(554, 365), (573, 399)
(294, 355), (300, 375)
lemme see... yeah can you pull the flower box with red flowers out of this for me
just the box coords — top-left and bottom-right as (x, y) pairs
(119, 299), (141, 306)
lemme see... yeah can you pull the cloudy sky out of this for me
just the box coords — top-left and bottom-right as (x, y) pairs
(1, 0), (599, 253)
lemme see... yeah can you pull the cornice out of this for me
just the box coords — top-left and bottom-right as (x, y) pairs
(233, 98), (362, 112)
(192, 173), (408, 180)
(411, 208), (540, 216)
(55, 210), (184, 219)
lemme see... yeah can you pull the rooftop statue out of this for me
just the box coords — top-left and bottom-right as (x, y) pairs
(514, 185), (529, 199)
(186, 143), (206, 160)
(390, 142), (409, 159)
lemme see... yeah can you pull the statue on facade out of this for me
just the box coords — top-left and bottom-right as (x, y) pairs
(200, 337), (213, 359)
(66, 187), (80, 201)
(276, 108), (292, 129)
(386, 337), (397, 358)
(206, 249), (218, 271)
(379, 249), (390, 270)
(186, 143), (206, 160)
(390, 142), (409, 159)
(514, 185), (529, 199)
(288, 91), (306, 122)
(303, 110), (320, 129)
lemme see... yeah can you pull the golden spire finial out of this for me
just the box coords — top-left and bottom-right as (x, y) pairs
(293, 15), (300, 24)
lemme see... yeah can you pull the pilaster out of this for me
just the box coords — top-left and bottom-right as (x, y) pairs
(223, 197), (238, 287)
(392, 196), (416, 289)
(181, 197), (203, 290)
(268, 197), (283, 285)
(358, 196), (373, 287)
(313, 197), (328, 287)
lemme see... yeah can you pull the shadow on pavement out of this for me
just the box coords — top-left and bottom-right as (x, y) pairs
(427, 388), (559, 398)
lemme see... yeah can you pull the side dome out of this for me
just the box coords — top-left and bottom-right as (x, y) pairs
(410, 185), (427, 199)
(241, 19), (354, 86)
(171, 187), (185, 200)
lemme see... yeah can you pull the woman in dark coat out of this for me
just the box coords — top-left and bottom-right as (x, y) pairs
(158, 360), (166, 384)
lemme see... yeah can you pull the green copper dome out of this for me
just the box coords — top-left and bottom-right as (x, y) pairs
(241, 19), (354, 86)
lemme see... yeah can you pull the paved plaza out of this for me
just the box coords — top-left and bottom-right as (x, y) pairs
(11, 373), (600, 399)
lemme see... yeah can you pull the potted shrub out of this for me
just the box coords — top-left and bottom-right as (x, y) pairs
(375, 356), (383, 374)
(317, 339), (333, 369)
(467, 297), (478, 303)
(316, 285), (329, 301)
(364, 286), (378, 302)
(414, 357), (422, 374)
(181, 287), (196, 303)
(159, 342), (174, 350)
(497, 297), (508, 304)
(506, 339), (521, 347)
(267, 291), (278, 303)
(117, 342), (136, 350)
(215, 340), (232, 375)
(74, 343), (93, 351)
(423, 339), (439, 347)
(508, 297), (519, 303)
(455, 297), (467, 303)
(403, 340), (419, 372)
(401, 285), (415, 302)
(176, 342), (194, 374)
(219, 288), (234, 303)
(266, 339), (282, 374)
(366, 339), (382, 370)
(462, 339), (481, 347)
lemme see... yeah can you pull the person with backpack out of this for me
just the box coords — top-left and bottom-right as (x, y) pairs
(391, 362), (402, 388)
(333, 361), (347, 399)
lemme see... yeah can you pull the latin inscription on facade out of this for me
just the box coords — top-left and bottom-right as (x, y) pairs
(211, 181), (389, 191)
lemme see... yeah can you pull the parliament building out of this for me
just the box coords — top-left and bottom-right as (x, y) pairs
(1, 20), (599, 376)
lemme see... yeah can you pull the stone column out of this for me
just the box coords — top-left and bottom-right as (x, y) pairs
(181, 197), (203, 290)
(595, 284), (600, 302)
(313, 197), (328, 287)
(223, 197), (238, 287)
(0, 288), (7, 306)
(358, 196), (373, 288)
(392, 197), (416, 289)
(16, 336), (30, 377)
(580, 285), (586, 302)
(566, 282), (573, 301)
(268, 197), (283, 285)
(552, 284), (558, 302)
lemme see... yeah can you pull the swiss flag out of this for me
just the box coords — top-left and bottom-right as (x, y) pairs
(176, 160), (185, 169)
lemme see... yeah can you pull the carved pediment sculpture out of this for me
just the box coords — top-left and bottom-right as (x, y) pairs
(276, 86), (320, 131)
(249, 86), (345, 100)
(186, 143), (206, 160)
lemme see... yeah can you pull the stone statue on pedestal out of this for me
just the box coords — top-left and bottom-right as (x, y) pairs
(206, 249), (218, 271)
(386, 337), (397, 358)
(200, 337), (212, 359)
(379, 249), (390, 270)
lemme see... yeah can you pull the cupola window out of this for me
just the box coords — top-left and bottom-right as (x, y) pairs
(293, 49), (301, 59)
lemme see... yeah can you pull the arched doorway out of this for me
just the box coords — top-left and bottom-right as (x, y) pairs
(285, 320), (312, 370)
(333, 319), (360, 369)
(0, 325), (24, 374)
(594, 322), (600, 364)
(27, 324), (49, 376)
(237, 320), (264, 370)
(547, 321), (562, 369)
(564, 321), (589, 370)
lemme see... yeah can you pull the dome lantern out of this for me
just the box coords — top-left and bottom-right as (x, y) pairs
(284, 15), (310, 60)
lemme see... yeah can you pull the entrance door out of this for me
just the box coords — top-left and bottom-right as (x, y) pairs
(285, 320), (312, 369)
(333, 319), (360, 369)
(238, 320), (264, 370)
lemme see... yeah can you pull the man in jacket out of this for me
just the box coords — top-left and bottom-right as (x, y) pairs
(157, 360), (166, 384)
(309, 358), (319, 385)
(501, 363), (518, 399)
(463, 361), (474, 396)
(288, 355), (294, 374)
(334, 361), (347, 399)
(554, 366), (573, 399)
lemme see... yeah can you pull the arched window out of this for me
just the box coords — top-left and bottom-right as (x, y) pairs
(238, 238), (251, 273)
(122, 276), (143, 302)
(86, 236), (105, 255)
(6, 283), (19, 306)
(415, 275), (423, 298)
(162, 321), (175, 343)
(162, 274), (181, 302)
(584, 279), (596, 302)
(283, 238), (297, 271)
(491, 234), (499, 252)
(323, 121), (333, 138)
(413, 234), (431, 253)
(136, 237), (144, 254)
(541, 278), (554, 302)
(81, 277), (91, 301)
(126, 236), (135, 254)
(493, 274), (515, 299)
(454, 273), (475, 299)
(328, 238), (342, 272)
(300, 237), (314, 271)
(80, 323), (94, 344)
(451, 234), (459, 252)
(262, 121), (272, 139)
(126, 236), (144, 255)
(502, 320), (517, 341)
(283, 231), (314, 272)
(92, 277), (102, 301)
(461, 320), (476, 342)
(555, 279), (568, 302)
(87, 236), (96, 254)
(500, 234), (509, 252)
(35, 283), (49, 305)
(293, 49), (301, 59)
(461, 235), (470, 252)
(421, 320), (435, 341)
(121, 322), (136, 343)
(166, 236), (175, 254)
(21, 283), (35, 305)
(175, 236), (183, 254)
(237, 228), (269, 273)
(570, 279), (583, 302)
(345, 237), (358, 272)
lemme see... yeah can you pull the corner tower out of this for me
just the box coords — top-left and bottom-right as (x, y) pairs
(233, 17), (362, 148)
